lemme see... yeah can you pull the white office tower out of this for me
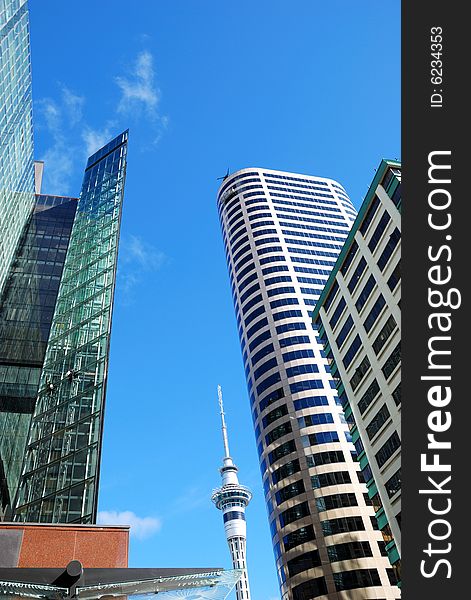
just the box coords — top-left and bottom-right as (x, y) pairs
(217, 169), (400, 600)
(211, 386), (252, 600)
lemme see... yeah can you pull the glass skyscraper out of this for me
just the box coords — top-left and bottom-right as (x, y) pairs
(218, 168), (400, 599)
(0, 131), (128, 523)
(0, 0), (35, 297)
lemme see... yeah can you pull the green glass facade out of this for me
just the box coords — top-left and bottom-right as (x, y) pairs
(12, 131), (128, 523)
(0, 0), (35, 297)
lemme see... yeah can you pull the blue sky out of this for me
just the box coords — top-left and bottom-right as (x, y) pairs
(29, 1), (400, 598)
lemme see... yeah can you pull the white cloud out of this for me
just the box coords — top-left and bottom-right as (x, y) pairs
(82, 124), (114, 156)
(40, 142), (75, 196)
(124, 234), (167, 270)
(61, 86), (85, 126)
(97, 510), (161, 540)
(36, 49), (168, 195)
(115, 50), (160, 117)
(116, 235), (167, 306)
(35, 97), (76, 195)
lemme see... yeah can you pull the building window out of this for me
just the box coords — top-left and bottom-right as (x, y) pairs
(290, 379), (324, 393)
(343, 334), (362, 368)
(385, 468), (401, 498)
(287, 550), (321, 578)
(364, 294), (386, 332)
(272, 458), (301, 486)
(265, 421), (292, 446)
(372, 315), (397, 355)
(255, 235), (280, 246)
(376, 431), (401, 468)
(268, 440), (296, 465)
(329, 296), (346, 329)
(368, 211), (391, 253)
(283, 525), (315, 552)
(391, 183), (401, 208)
(316, 493), (358, 512)
(340, 240), (359, 276)
(358, 379), (380, 415)
(333, 568), (381, 592)
(355, 274), (376, 313)
(239, 282), (260, 305)
(306, 449), (345, 467)
(238, 272), (258, 293)
(350, 356), (371, 391)
(253, 357), (278, 381)
(292, 577), (327, 600)
(299, 413), (334, 428)
(311, 471), (351, 489)
(248, 329), (271, 352)
(279, 499), (309, 527)
(382, 342), (401, 379)
(321, 516), (365, 536)
(273, 309), (303, 321)
(366, 403), (391, 440)
(246, 317), (269, 340)
(336, 315), (354, 348)
(328, 541), (373, 563)
(282, 348), (314, 362)
(257, 372), (282, 396)
(303, 431), (339, 447)
(270, 297), (299, 309)
(275, 479), (305, 505)
(359, 195), (381, 235)
(267, 286), (296, 297)
(244, 305), (266, 328)
(259, 387), (285, 412)
(377, 228), (400, 271)
(293, 396), (329, 410)
(392, 382), (401, 406)
(251, 343), (275, 367)
(262, 404), (288, 428)
(323, 281), (340, 312)
(286, 363), (319, 377)
(347, 257), (367, 294)
(387, 261), (401, 290)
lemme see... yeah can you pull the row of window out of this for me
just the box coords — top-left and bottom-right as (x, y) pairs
(271, 194), (343, 209)
(272, 203), (346, 221)
(255, 235), (279, 247)
(298, 412), (334, 429)
(262, 173), (329, 187)
(280, 222), (349, 236)
(277, 212), (350, 229)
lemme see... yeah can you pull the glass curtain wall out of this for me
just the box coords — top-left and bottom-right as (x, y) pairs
(13, 131), (128, 523)
(0, 0), (35, 296)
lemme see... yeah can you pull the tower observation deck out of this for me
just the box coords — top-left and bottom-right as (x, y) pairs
(211, 386), (252, 600)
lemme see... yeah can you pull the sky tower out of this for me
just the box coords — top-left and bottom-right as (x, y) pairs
(211, 386), (252, 600)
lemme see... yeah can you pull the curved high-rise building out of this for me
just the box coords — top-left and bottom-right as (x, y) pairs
(212, 386), (252, 600)
(217, 168), (400, 599)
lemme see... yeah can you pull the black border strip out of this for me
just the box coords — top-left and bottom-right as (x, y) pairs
(403, 3), (465, 596)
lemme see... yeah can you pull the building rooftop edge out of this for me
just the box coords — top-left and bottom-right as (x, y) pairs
(311, 158), (401, 323)
(0, 522), (130, 530)
(217, 166), (349, 196)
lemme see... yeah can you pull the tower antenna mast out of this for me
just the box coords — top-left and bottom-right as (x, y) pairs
(218, 384), (231, 458)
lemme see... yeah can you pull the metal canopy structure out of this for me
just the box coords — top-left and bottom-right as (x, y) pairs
(0, 562), (242, 600)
